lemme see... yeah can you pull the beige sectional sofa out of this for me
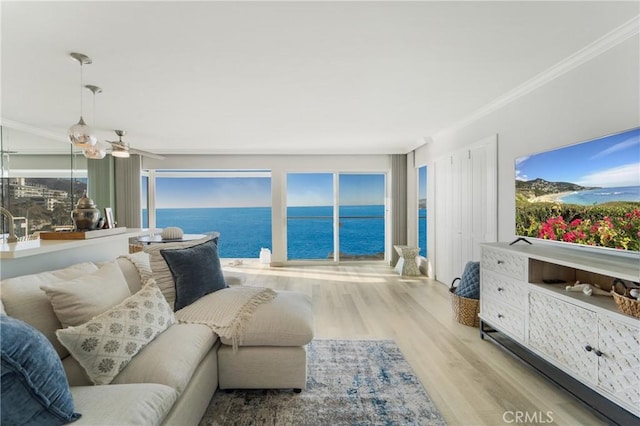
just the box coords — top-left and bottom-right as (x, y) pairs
(0, 255), (314, 425)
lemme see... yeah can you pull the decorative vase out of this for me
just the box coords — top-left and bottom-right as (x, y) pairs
(71, 191), (101, 231)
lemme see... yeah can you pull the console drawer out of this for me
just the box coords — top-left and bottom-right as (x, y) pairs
(481, 247), (526, 280)
(481, 270), (527, 310)
(481, 299), (525, 341)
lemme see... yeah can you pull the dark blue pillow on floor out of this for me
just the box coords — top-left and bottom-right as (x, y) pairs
(455, 261), (480, 300)
(1, 314), (81, 426)
(161, 238), (228, 311)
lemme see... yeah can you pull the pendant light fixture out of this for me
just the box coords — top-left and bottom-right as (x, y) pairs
(68, 52), (97, 148)
(83, 85), (107, 159)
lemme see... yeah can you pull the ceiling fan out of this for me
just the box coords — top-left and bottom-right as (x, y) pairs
(105, 130), (165, 160)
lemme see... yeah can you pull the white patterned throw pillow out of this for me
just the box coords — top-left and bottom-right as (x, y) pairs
(56, 279), (175, 385)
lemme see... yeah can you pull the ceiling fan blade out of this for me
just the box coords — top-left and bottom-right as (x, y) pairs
(128, 147), (165, 160)
(106, 131), (164, 159)
(105, 140), (122, 148)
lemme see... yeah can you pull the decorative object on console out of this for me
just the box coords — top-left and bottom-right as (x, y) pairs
(0, 315), (81, 425)
(68, 52), (96, 149)
(161, 227), (184, 240)
(71, 190), (102, 231)
(611, 278), (640, 319)
(104, 207), (115, 229)
(565, 281), (612, 297)
(0, 206), (18, 243)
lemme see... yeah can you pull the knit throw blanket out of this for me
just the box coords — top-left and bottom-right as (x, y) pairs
(120, 253), (276, 351)
(175, 286), (276, 351)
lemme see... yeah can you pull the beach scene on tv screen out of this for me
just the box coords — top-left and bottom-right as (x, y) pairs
(515, 128), (640, 251)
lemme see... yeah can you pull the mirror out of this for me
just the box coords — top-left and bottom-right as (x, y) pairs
(1, 126), (87, 240)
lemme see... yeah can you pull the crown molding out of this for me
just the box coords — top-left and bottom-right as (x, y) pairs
(1, 118), (68, 144)
(436, 15), (640, 139)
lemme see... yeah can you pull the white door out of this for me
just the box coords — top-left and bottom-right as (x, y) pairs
(433, 135), (497, 285)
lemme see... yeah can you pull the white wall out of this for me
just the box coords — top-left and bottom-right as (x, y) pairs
(424, 36), (639, 252)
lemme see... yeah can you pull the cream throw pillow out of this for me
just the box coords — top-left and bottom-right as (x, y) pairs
(56, 279), (175, 385)
(41, 262), (131, 328)
(143, 236), (211, 310)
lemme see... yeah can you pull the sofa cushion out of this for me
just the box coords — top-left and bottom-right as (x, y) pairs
(56, 280), (175, 385)
(219, 290), (314, 347)
(71, 383), (177, 426)
(160, 238), (227, 311)
(111, 323), (216, 395)
(0, 262), (99, 358)
(62, 355), (91, 387)
(0, 315), (80, 425)
(41, 261), (131, 327)
(117, 251), (153, 294)
(144, 236), (211, 310)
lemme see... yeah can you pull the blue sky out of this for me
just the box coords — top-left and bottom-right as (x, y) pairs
(286, 173), (385, 207)
(153, 173), (385, 208)
(515, 128), (640, 188)
(156, 177), (271, 208)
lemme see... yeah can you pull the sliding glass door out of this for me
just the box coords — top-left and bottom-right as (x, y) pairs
(338, 174), (385, 260)
(286, 173), (334, 260)
(145, 170), (272, 258)
(286, 172), (386, 262)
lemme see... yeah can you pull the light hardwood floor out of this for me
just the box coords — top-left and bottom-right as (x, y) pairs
(225, 260), (606, 426)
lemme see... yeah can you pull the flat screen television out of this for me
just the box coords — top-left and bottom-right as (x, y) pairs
(515, 127), (640, 255)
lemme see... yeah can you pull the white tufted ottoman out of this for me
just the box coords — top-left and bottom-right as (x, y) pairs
(217, 290), (314, 392)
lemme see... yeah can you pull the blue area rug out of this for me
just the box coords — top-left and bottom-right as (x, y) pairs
(199, 339), (447, 425)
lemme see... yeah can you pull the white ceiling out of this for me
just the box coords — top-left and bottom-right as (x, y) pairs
(1, 1), (638, 155)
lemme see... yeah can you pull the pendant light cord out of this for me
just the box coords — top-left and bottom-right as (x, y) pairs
(79, 62), (84, 118)
(92, 86), (96, 126)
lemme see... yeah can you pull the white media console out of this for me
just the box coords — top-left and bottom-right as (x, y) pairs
(479, 242), (639, 423)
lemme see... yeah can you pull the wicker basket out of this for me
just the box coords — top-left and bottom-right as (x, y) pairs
(611, 279), (640, 319)
(449, 278), (480, 327)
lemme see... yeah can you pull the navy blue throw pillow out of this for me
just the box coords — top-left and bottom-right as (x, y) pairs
(455, 261), (480, 300)
(1, 314), (81, 426)
(161, 238), (228, 311)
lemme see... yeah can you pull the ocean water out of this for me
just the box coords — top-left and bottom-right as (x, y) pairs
(560, 185), (640, 205)
(146, 205), (387, 259)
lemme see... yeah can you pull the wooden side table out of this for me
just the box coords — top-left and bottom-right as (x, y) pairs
(393, 245), (421, 276)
